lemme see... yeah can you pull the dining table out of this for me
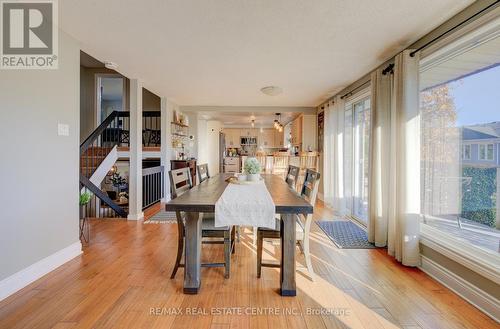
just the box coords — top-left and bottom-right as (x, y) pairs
(165, 173), (313, 296)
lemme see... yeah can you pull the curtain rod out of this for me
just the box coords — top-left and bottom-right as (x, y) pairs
(382, 63), (394, 75)
(340, 80), (370, 99)
(410, 1), (499, 57)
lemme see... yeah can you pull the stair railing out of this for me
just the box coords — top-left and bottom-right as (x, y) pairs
(80, 110), (161, 218)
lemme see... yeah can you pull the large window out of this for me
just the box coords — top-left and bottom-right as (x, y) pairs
(344, 94), (371, 224)
(419, 21), (500, 260)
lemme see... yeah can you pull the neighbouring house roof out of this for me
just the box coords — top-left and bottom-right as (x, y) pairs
(462, 124), (499, 141)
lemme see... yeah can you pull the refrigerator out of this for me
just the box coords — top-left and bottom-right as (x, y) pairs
(219, 132), (226, 173)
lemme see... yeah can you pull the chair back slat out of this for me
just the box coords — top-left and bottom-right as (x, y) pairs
(169, 167), (193, 199)
(285, 165), (300, 189)
(197, 163), (210, 183)
(299, 151), (319, 170)
(300, 169), (321, 205)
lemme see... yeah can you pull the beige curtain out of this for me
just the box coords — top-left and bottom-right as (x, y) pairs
(322, 97), (346, 215)
(323, 100), (336, 207)
(368, 50), (421, 266)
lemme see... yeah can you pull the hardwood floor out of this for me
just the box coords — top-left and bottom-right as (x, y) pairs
(0, 201), (496, 329)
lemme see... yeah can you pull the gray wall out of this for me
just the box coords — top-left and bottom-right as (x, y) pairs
(0, 31), (81, 280)
(143, 88), (161, 111)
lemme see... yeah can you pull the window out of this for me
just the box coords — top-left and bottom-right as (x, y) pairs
(479, 144), (494, 161)
(419, 20), (500, 265)
(344, 93), (371, 224)
(461, 144), (471, 160)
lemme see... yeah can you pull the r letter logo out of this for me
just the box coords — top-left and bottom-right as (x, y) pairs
(1, 0), (58, 69)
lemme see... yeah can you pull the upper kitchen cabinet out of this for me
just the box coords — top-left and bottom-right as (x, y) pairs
(274, 129), (284, 148)
(289, 114), (317, 151)
(224, 128), (240, 148)
(240, 128), (257, 137)
(259, 129), (274, 147)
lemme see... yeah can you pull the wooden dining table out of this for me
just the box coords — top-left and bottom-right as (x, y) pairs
(165, 173), (313, 296)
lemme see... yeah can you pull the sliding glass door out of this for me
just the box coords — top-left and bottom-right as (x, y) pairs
(344, 95), (371, 224)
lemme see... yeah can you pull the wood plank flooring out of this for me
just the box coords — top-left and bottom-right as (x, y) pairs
(0, 201), (497, 329)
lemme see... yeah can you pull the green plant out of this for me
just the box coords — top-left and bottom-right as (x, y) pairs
(461, 167), (496, 227)
(110, 172), (127, 191)
(244, 157), (261, 174)
(79, 191), (92, 206)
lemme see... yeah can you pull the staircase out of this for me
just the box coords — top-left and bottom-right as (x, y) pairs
(80, 110), (162, 218)
(80, 111), (129, 218)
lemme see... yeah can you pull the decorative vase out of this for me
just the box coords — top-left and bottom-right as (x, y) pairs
(247, 173), (260, 182)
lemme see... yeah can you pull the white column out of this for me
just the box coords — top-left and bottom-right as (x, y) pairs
(127, 79), (144, 220)
(161, 97), (172, 202)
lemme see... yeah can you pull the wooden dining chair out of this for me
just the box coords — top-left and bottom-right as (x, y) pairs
(169, 167), (236, 279)
(197, 163), (210, 183)
(253, 164), (301, 245)
(256, 169), (321, 280)
(285, 165), (300, 190)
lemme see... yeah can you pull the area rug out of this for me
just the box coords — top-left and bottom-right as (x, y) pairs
(316, 220), (376, 249)
(144, 209), (177, 224)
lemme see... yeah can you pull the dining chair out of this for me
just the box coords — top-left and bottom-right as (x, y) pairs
(169, 167), (236, 279)
(197, 163), (210, 183)
(253, 164), (301, 245)
(285, 165), (300, 190)
(256, 169), (321, 280)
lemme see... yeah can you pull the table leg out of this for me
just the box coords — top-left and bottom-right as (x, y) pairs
(280, 213), (296, 296)
(184, 211), (202, 294)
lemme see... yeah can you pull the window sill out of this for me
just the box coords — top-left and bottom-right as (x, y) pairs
(420, 224), (500, 285)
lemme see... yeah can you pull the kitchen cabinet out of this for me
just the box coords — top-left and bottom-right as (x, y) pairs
(274, 129), (284, 147)
(259, 129), (274, 147)
(224, 128), (240, 148)
(288, 114), (317, 151)
(240, 128), (257, 137)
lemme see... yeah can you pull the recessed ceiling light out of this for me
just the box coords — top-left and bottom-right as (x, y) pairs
(261, 86), (283, 96)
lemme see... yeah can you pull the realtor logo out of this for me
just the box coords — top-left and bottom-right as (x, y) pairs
(1, 0), (58, 69)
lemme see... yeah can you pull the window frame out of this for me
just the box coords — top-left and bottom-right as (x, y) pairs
(343, 89), (371, 226)
(462, 144), (471, 160)
(478, 143), (495, 161)
(418, 16), (500, 280)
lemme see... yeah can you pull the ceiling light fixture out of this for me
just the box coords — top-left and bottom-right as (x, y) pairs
(251, 119), (255, 128)
(261, 86), (283, 96)
(274, 113), (284, 131)
(104, 61), (119, 70)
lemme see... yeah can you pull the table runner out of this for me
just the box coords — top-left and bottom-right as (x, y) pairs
(215, 180), (276, 229)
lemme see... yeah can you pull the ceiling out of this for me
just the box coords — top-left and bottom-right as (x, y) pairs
(60, 0), (473, 106)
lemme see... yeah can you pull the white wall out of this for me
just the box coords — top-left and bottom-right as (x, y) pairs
(197, 118), (208, 164)
(207, 120), (222, 175)
(0, 31), (81, 288)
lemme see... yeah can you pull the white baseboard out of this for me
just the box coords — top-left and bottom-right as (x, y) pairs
(0, 241), (82, 301)
(127, 212), (144, 221)
(420, 255), (500, 322)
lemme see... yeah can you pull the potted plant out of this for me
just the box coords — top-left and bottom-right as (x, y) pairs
(244, 157), (262, 182)
(79, 191), (92, 243)
(110, 172), (127, 194)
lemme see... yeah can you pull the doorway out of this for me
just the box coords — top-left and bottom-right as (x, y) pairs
(96, 74), (126, 126)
